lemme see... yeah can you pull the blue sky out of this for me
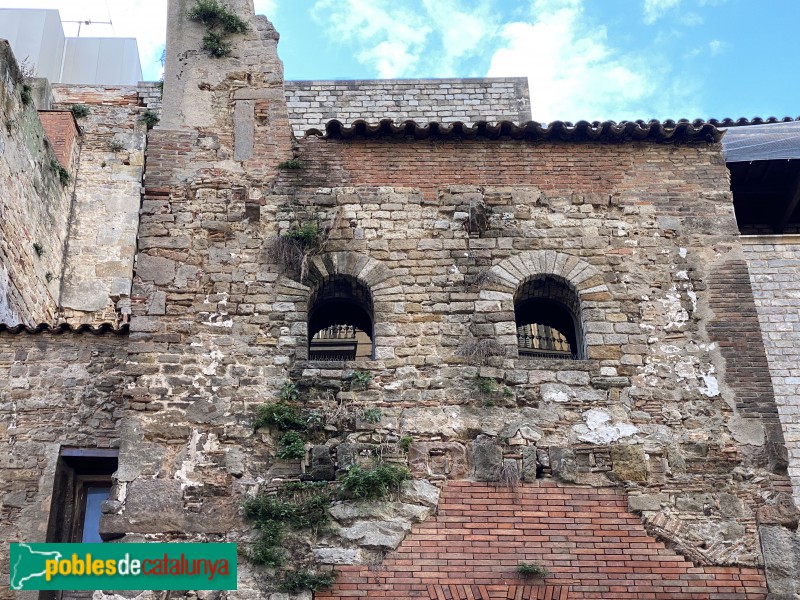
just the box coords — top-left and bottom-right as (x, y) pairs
(0, 0), (798, 123)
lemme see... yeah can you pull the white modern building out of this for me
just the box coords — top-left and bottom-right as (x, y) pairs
(0, 8), (142, 85)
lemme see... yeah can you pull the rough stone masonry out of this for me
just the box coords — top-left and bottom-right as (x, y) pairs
(1, 0), (800, 599)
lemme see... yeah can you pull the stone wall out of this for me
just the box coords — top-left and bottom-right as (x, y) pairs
(1, 1), (799, 596)
(128, 104), (794, 598)
(50, 84), (149, 326)
(285, 77), (532, 136)
(105, 4), (800, 595)
(743, 236), (800, 505)
(0, 330), (127, 588)
(0, 40), (76, 326)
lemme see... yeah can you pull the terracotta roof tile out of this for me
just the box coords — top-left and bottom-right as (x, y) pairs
(0, 323), (128, 335)
(305, 118), (723, 143)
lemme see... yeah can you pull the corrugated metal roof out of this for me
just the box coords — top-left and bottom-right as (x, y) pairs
(722, 121), (800, 163)
(306, 119), (723, 144)
(0, 323), (128, 335)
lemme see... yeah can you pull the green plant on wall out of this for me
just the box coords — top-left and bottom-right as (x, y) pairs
(279, 381), (300, 402)
(50, 159), (70, 186)
(187, 0), (249, 58)
(276, 431), (306, 460)
(253, 401), (305, 431)
(516, 562), (549, 579)
(284, 223), (319, 249)
(278, 158), (302, 170)
(243, 482), (335, 588)
(339, 463), (411, 500)
(360, 407), (382, 424)
(140, 110), (160, 128)
(70, 104), (90, 118)
(351, 369), (373, 390)
(474, 375), (496, 394)
(269, 223), (318, 276)
(472, 375), (516, 407)
(279, 570), (336, 593)
(20, 84), (32, 106)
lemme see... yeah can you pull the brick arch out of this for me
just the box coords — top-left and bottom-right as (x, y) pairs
(315, 481), (767, 600)
(479, 251), (611, 359)
(303, 252), (401, 360)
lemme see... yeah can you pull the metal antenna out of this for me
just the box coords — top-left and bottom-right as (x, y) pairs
(61, 18), (114, 37)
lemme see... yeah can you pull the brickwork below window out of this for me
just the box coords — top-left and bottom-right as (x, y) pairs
(316, 481), (767, 600)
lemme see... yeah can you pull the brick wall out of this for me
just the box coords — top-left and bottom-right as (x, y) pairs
(742, 236), (800, 505)
(316, 481), (768, 600)
(285, 78), (532, 136)
(38, 110), (79, 168)
(707, 260), (786, 448)
(288, 137), (726, 202)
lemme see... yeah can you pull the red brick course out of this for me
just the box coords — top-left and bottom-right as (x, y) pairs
(290, 138), (726, 204)
(38, 110), (79, 169)
(316, 481), (767, 600)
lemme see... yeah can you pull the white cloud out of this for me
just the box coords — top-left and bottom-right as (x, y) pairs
(311, 0), (432, 78)
(420, 0), (496, 76)
(311, 0), (498, 78)
(254, 0), (277, 17)
(643, 0), (681, 24)
(488, 1), (657, 122)
(708, 39), (729, 55)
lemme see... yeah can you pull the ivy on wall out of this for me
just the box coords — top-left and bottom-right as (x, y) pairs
(187, 0), (249, 58)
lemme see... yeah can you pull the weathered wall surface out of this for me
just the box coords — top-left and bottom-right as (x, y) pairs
(285, 77), (532, 136)
(1, 1), (798, 596)
(743, 236), (800, 506)
(125, 109), (795, 600)
(49, 84), (150, 326)
(0, 330), (127, 588)
(0, 41), (76, 326)
(106, 3), (799, 595)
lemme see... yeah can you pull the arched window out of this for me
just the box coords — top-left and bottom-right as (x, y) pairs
(515, 275), (583, 359)
(308, 275), (373, 361)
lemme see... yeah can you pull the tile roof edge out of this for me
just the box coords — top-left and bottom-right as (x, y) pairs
(0, 323), (129, 335)
(302, 119), (724, 143)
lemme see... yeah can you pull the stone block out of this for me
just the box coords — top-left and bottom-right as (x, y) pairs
(307, 445), (335, 481)
(136, 254), (176, 285)
(469, 439), (502, 481)
(760, 526), (800, 596)
(337, 520), (410, 550)
(549, 447), (577, 483)
(313, 547), (362, 565)
(609, 445), (648, 483)
(628, 493), (668, 513)
(521, 445), (538, 482)
(408, 442), (469, 479)
(399, 479), (440, 507)
(757, 493), (800, 528)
